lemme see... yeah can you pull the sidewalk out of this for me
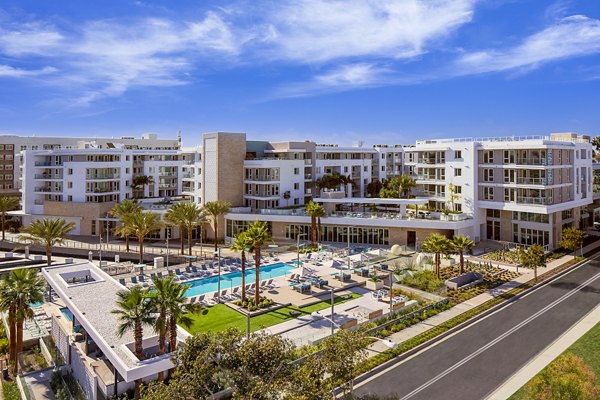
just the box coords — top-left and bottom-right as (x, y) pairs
(365, 239), (600, 355)
(485, 304), (600, 399)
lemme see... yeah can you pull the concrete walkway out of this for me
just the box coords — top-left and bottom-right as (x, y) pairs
(485, 304), (600, 400)
(23, 369), (56, 400)
(366, 238), (600, 355)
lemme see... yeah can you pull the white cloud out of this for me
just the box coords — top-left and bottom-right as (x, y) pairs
(261, 0), (476, 63)
(0, 22), (63, 56)
(0, 65), (57, 77)
(455, 15), (600, 74)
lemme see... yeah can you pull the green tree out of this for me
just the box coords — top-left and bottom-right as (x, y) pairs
(166, 202), (205, 256)
(202, 201), (231, 252)
(305, 201), (325, 245)
(131, 175), (152, 199)
(525, 352), (599, 400)
(316, 172), (353, 196)
(166, 280), (199, 355)
(421, 233), (451, 279)
(365, 179), (383, 198)
(448, 183), (460, 212)
(147, 276), (172, 382)
(560, 227), (585, 259)
(121, 211), (163, 263)
(19, 218), (75, 267)
(592, 136), (600, 156)
(452, 235), (475, 274)
(112, 287), (157, 400)
(109, 199), (142, 252)
(0, 269), (44, 373)
(383, 175), (415, 199)
(230, 231), (254, 303)
(519, 244), (546, 282)
(245, 220), (272, 305)
(320, 329), (368, 398)
(0, 196), (19, 241)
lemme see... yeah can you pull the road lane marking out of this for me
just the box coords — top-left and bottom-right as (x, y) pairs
(397, 271), (600, 400)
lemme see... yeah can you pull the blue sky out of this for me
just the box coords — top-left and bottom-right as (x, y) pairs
(1, 0), (599, 146)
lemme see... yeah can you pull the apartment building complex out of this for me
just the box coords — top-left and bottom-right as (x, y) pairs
(10, 131), (595, 250)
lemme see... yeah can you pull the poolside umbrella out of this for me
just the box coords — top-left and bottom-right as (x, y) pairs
(184, 255), (197, 268)
(134, 263), (146, 275)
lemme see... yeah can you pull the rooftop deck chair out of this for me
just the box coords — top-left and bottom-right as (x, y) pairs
(198, 294), (206, 305)
(157, 271), (163, 278)
(175, 268), (182, 275)
(231, 286), (240, 298)
(131, 276), (138, 285)
(119, 278), (127, 286)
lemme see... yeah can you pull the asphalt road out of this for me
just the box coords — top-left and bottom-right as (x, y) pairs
(353, 255), (600, 400)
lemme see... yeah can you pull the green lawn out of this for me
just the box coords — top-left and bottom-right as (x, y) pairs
(185, 292), (362, 334)
(509, 321), (600, 399)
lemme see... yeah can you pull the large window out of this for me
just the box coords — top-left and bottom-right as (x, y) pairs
(519, 228), (549, 246)
(512, 212), (549, 223)
(483, 169), (494, 182)
(285, 224), (389, 245)
(226, 220), (272, 238)
(483, 151), (494, 163)
(483, 187), (494, 200)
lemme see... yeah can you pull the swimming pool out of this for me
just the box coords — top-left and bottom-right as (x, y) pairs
(60, 307), (73, 322)
(184, 262), (296, 298)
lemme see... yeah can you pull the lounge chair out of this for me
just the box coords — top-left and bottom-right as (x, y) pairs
(220, 290), (229, 301)
(139, 275), (146, 282)
(175, 268), (182, 275)
(131, 276), (138, 284)
(157, 272), (163, 278)
(191, 266), (199, 275)
(198, 295), (205, 304)
(185, 267), (192, 274)
(265, 279), (274, 288)
(119, 278), (126, 286)
(231, 287), (240, 298)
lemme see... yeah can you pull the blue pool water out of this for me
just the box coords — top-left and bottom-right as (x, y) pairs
(184, 262), (296, 297)
(60, 307), (73, 322)
(28, 301), (44, 308)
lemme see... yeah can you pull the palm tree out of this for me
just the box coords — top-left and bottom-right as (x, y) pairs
(112, 287), (156, 400)
(398, 174), (416, 198)
(166, 203), (205, 256)
(315, 205), (326, 243)
(244, 220), (272, 305)
(305, 201), (321, 245)
(109, 199), (142, 252)
(0, 196), (19, 241)
(0, 269), (44, 373)
(165, 281), (199, 355)
(421, 233), (451, 279)
(19, 218), (75, 267)
(452, 235), (475, 274)
(131, 175), (152, 199)
(121, 211), (163, 263)
(202, 201), (231, 252)
(230, 231), (254, 303)
(164, 206), (186, 255)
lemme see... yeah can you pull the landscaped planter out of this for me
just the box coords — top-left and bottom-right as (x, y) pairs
(366, 279), (384, 291)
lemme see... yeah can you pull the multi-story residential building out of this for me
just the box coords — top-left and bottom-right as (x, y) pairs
(10, 131), (593, 250)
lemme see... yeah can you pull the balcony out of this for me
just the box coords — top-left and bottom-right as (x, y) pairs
(516, 177), (552, 185)
(417, 158), (445, 165)
(34, 174), (63, 180)
(159, 183), (177, 189)
(304, 174), (312, 180)
(244, 175), (280, 182)
(86, 188), (119, 193)
(516, 197), (553, 205)
(421, 190), (446, 198)
(515, 158), (549, 166)
(86, 174), (120, 180)
(34, 162), (62, 167)
(34, 187), (57, 193)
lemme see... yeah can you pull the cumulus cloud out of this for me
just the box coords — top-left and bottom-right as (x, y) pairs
(0, 65), (57, 77)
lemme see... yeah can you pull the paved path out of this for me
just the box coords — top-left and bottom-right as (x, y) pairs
(352, 252), (600, 400)
(23, 369), (56, 400)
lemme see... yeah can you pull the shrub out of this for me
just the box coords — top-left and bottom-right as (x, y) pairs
(2, 382), (21, 400)
(402, 270), (444, 293)
(525, 352), (599, 400)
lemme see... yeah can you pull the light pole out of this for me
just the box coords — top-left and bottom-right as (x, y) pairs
(166, 232), (169, 268)
(246, 311), (251, 339)
(297, 233), (308, 266)
(215, 249), (221, 303)
(330, 286), (334, 336)
(99, 235), (103, 266)
(388, 269), (394, 316)
(347, 226), (352, 270)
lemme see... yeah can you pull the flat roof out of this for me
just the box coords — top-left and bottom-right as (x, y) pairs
(42, 262), (176, 382)
(313, 197), (429, 205)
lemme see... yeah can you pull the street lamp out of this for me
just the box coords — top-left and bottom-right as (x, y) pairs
(99, 235), (103, 266)
(296, 233), (308, 266)
(166, 231), (170, 268)
(214, 249), (221, 303)
(311, 286), (335, 336)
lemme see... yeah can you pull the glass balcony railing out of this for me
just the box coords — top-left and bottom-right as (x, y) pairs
(516, 197), (553, 205)
(515, 158), (549, 166)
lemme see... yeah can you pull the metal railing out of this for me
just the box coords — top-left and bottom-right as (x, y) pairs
(515, 158), (549, 166)
(516, 177), (552, 185)
(516, 196), (553, 205)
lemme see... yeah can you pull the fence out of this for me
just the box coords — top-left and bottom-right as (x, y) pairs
(365, 298), (450, 336)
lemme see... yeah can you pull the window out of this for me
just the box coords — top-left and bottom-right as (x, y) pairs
(294, 183), (300, 190)
(455, 185), (462, 194)
(67, 182), (73, 189)
(504, 169), (515, 183)
(483, 187), (494, 200)
(454, 168), (462, 177)
(562, 209), (573, 220)
(483, 169), (494, 182)
(68, 195), (72, 202)
(503, 150), (515, 164)
(486, 209), (500, 218)
(483, 151), (494, 163)
(68, 169), (73, 175)
(20, 146), (26, 151)
(293, 168), (299, 175)
(6, 145), (13, 150)
(454, 150), (462, 159)
(364, 166), (368, 172)
(91, 220), (96, 235)
(4, 174), (12, 180)
(344, 166), (348, 173)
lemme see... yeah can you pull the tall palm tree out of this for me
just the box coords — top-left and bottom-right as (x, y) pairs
(421, 233), (451, 279)
(148, 276), (170, 381)
(19, 218), (75, 267)
(166, 202), (205, 256)
(230, 231), (254, 303)
(398, 174), (416, 198)
(305, 201), (321, 245)
(166, 281), (199, 355)
(452, 235), (475, 274)
(315, 204), (326, 243)
(202, 201), (231, 252)
(244, 220), (272, 305)
(0, 196), (19, 241)
(121, 211), (163, 263)
(164, 206), (186, 255)
(112, 287), (156, 400)
(0, 269), (44, 373)
(109, 199), (142, 252)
